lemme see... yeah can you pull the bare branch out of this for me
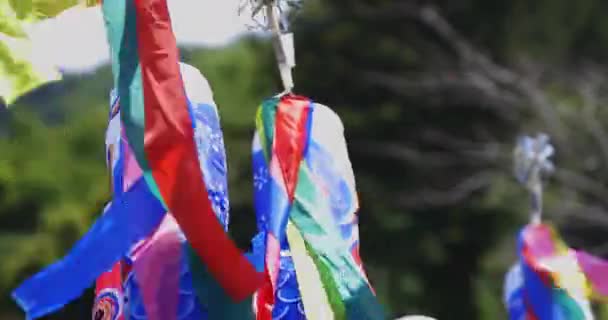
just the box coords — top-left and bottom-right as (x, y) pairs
(553, 169), (608, 206)
(354, 142), (458, 167)
(354, 141), (504, 168)
(397, 171), (496, 208)
(418, 130), (508, 159)
(416, 6), (568, 146)
(556, 205), (608, 228)
(351, 2), (608, 230)
(577, 76), (608, 166)
(354, 3), (569, 148)
(359, 70), (521, 120)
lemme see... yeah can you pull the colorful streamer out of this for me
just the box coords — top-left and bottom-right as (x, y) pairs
(121, 62), (233, 320)
(101, 0), (261, 300)
(95, 62), (235, 320)
(12, 60), (245, 319)
(252, 94), (385, 319)
(504, 223), (608, 319)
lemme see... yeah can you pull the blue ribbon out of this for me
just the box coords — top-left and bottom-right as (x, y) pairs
(12, 178), (166, 319)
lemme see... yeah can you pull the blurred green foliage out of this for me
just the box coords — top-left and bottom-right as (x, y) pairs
(2, 1), (608, 319)
(1, 0), (97, 105)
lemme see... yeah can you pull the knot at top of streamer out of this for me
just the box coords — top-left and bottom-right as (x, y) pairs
(513, 133), (555, 191)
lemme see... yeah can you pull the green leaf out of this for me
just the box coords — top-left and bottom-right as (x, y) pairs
(0, 1), (28, 37)
(31, 0), (91, 19)
(0, 34), (61, 105)
(9, 0), (34, 20)
(0, 0), (100, 105)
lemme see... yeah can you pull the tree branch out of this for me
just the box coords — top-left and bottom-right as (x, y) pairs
(553, 168), (608, 206)
(354, 3), (569, 148)
(359, 70), (521, 120)
(397, 171), (496, 208)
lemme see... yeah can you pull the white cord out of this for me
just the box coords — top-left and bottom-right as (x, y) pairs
(265, 1), (294, 93)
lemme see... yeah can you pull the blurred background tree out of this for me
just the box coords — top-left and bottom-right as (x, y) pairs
(2, 0), (608, 319)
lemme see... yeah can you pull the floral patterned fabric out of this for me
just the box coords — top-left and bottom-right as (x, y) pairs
(252, 132), (306, 320)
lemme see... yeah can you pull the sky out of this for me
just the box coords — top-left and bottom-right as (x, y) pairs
(26, 0), (257, 74)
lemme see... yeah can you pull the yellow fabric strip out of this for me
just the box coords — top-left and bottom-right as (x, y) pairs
(286, 221), (334, 319)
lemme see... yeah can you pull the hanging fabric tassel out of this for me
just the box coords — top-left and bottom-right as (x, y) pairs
(12, 56), (246, 318)
(504, 134), (608, 319)
(506, 223), (594, 319)
(101, 0), (261, 301)
(102, 62), (239, 320)
(246, 2), (384, 318)
(505, 222), (608, 319)
(252, 94), (385, 320)
(123, 62), (236, 320)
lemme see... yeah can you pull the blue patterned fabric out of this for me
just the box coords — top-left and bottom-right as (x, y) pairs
(252, 134), (306, 320)
(122, 100), (230, 319)
(273, 254), (306, 319)
(190, 102), (230, 229)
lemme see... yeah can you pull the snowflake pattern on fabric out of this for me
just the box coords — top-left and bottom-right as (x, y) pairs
(273, 252), (307, 320)
(254, 166), (269, 192)
(191, 102), (230, 230)
(252, 146), (270, 234)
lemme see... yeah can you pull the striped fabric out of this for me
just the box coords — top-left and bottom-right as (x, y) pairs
(252, 94), (385, 320)
(94, 62), (233, 320)
(11, 42), (243, 320)
(101, 0), (261, 300)
(504, 223), (608, 320)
